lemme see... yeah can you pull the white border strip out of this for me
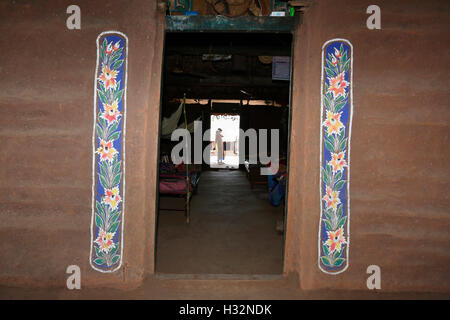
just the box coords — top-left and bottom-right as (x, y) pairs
(90, 30), (128, 273)
(318, 38), (353, 275)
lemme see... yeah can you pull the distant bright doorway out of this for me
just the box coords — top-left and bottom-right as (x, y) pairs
(210, 114), (240, 169)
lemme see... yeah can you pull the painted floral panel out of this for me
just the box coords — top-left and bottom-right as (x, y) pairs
(319, 39), (353, 274)
(90, 31), (127, 272)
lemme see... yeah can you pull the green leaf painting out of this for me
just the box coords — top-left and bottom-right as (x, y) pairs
(91, 32), (127, 272)
(319, 39), (352, 273)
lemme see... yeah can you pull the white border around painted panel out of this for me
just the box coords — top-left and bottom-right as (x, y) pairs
(318, 38), (353, 275)
(90, 30), (128, 273)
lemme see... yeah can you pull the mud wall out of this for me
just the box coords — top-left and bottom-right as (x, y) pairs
(1, 0), (449, 293)
(0, 0), (164, 288)
(285, 0), (450, 292)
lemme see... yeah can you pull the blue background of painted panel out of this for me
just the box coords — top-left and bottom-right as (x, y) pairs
(320, 41), (351, 270)
(95, 34), (125, 269)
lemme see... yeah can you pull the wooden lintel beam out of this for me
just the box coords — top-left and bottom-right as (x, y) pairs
(166, 16), (300, 33)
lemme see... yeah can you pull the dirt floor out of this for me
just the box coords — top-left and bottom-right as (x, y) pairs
(156, 170), (284, 274)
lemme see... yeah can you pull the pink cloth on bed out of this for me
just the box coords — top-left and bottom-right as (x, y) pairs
(159, 178), (188, 194)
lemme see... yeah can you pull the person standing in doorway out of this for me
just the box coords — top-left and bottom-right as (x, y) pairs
(215, 128), (224, 164)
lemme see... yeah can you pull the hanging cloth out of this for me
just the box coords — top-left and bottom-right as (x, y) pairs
(161, 101), (183, 139)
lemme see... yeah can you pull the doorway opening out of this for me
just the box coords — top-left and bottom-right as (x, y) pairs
(155, 31), (293, 275)
(210, 114), (240, 169)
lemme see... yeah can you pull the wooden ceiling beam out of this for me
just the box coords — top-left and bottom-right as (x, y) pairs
(164, 85), (290, 101)
(165, 74), (289, 88)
